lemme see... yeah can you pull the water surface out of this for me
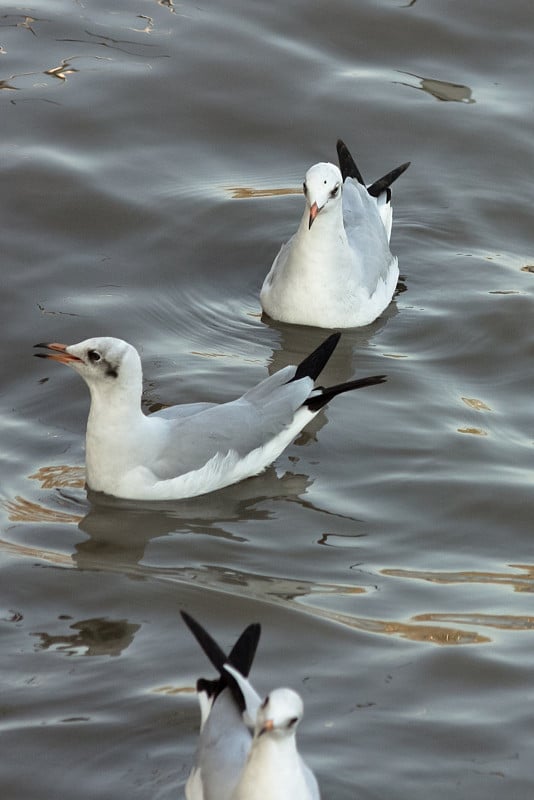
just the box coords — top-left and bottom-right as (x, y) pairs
(1, 1), (534, 798)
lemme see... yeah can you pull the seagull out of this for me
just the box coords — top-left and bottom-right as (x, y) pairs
(34, 333), (385, 501)
(260, 139), (410, 329)
(181, 611), (320, 800)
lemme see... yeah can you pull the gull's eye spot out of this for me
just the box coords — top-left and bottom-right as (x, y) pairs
(88, 350), (101, 363)
(303, 181), (307, 195)
(330, 184), (340, 198)
(287, 717), (298, 728)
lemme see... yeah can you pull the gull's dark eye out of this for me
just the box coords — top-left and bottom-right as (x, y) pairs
(330, 184), (340, 198)
(287, 717), (298, 728)
(88, 350), (101, 363)
(302, 181), (307, 195)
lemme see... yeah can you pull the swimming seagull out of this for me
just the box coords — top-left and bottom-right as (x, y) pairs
(181, 611), (320, 800)
(34, 333), (385, 501)
(260, 139), (410, 329)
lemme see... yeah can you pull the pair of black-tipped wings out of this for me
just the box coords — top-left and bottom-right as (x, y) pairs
(181, 610), (261, 715)
(290, 331), (386, 413)
(336, 138), (410, 203)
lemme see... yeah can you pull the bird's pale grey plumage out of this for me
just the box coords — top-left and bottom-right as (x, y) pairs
(34, 332), (385, 500)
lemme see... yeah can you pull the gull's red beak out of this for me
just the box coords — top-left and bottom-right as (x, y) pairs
(308, 202), (319, 229)
(34, 342), (82, 365)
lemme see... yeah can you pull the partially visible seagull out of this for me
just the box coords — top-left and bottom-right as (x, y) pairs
(181, 611), (320, 800)
(261, 139), (410, 329)
(34, 333), (385, 501)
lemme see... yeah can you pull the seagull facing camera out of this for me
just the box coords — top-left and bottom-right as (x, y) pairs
(261, 138), (410, 329)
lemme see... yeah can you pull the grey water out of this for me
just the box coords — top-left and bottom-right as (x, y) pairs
(1, 0), (534, 797)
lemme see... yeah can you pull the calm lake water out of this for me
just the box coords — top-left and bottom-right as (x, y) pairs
(2, 0), (534, 797)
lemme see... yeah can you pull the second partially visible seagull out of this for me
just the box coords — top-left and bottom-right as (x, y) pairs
(261, 139), (410, 329)
(34, 332), (385, 501)
(181, 611), (320, 800)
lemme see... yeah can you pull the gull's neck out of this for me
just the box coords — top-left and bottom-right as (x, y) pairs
(234, 733), (303, 798)
(84, 374), (157, 493)
(292, 198), (348, 273)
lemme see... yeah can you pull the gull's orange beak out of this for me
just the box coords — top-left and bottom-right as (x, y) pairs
(308, 202), (319, 229)
(34, 342), (82, 365)
(261, 719), (274, 733)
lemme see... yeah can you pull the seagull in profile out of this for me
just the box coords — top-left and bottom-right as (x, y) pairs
(181, 611), (320, 800)
(34, 333), (385, 501)
(261, 139), (410, 329)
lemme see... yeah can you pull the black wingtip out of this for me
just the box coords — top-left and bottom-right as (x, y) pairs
(181, 610), (261, 713)
(197, 676), (219, 697)
(305, 374), (387, 412)
(180, 610), (228, 673)
(228, 622), (261, 678)
(367, 161), (410, 199)
(290, 333), (341, 384)
(336, 139), (365, 185)
(181, 611), (261, 678)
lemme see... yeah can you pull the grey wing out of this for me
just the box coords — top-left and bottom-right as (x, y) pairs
(150, 370), (312, 479)
(342, 178), (394, 290)
(151, 401), (218, 421)
(190, 690), (252, 800)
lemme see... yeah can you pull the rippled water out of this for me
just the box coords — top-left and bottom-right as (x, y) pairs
(2, 0), (534, 798)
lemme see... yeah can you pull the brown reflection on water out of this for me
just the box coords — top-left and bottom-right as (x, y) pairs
(3, 466), (84, 523)
(296, 604), (489, 645)
(0, 14), (40, 36)
(45, 58), (79, 81)
(152, 685), (196, 695)
(382, 564), (534, 593)
(29, 465), (85, 490)
(461, 397), (491, 411)
(0, 75), (19, 91)
(0, 536), (73, 567)
(415, 612), (534, 631)
(32, 617), (140, 656)
(227, 186), (301, 199)
(4, 496), (82, 524)
(457, 427), (488, 436)
(1, 56), (112, 92)
(160, 566), (488, 645)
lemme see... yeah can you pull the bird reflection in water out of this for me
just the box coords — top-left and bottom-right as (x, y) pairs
(32, 617), (140, 657)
